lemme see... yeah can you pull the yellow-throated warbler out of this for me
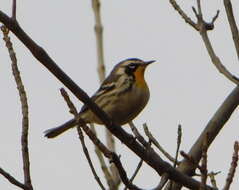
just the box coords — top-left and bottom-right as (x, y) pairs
(45, 58), (155, 138)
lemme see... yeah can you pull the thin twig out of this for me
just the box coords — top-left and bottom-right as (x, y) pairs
(156, 173), (170, 190)
(222, 141), (239, 190)
(168, 125), (183, 190)
(174, 124), (182, 168)
(200, 135), (209, 190)
(111, 153), (143, 190)
(224, 0), (239, 61)
(1, 25), (33, 190)
(169, 0), (198, 30)
(12, 0), (16, 20)
(192, 3), (239, 85)
(91, 0), (119, 186)
(124, 159), (143, 190)
(91, 124), (116, 189)
(0, 167), (26, 189)
(129, 122), (149, 147)
(60, 88), (106, 190)
(170, 0), (239, 85)
(208, 172), (219, 188)
(143, 124), (177, 164)
(92, 0), (105, 82)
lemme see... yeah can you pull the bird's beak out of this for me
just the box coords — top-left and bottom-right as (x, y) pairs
(144, 60), (156, 66)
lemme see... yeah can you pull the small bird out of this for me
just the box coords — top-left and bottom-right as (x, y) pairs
(45, 58), (155, 138)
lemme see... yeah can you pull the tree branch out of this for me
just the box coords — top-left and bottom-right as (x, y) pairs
(91, 124), (116, 189)
(60, 88), (106, 190)
(169, 0), (239, 85)
(224, 0), (239, 61)
(1, 25), (33, 190)
(223, 141), (239, 190)
(143, 124), (177, 164)
(169, 0), (198, 30)
(0, 167), (26, 189)
(167, 86), (239, 190)
(12, 0), (16, 19)
(91, 0), (119, 186)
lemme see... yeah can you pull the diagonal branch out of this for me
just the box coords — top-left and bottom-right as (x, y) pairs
(0, 167), (26, 189)
(166, 86), (239, 190)
(143, 124), (177, 164)
(60, 88), (106, 190)
(169, 0), (239, 85)
(0, 12), (216, 190)
(169, 0), (198, 30)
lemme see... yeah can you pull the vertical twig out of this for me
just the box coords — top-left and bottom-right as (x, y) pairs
(223, 141), (239, 190)
(1, 25), (33, 190)
(92, 0), (105, 82)
(12, 0), (16, 20)
(200, 135), (209, 189)
(224, 0), (239, 60)
(91, 0), (120, 187)
(174, 125), (182, 168)
(169, 125), (182, 190)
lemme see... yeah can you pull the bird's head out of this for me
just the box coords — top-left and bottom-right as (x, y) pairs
(112, 58), (155, 88)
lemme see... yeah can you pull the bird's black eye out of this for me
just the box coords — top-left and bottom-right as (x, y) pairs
(125, 64), (138, 75)
(128, 64), (137, 70)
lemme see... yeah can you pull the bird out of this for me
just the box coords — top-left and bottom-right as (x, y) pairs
(44, 58), (155, 138)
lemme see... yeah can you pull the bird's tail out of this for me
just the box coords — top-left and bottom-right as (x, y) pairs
(44, 119), (77, 138)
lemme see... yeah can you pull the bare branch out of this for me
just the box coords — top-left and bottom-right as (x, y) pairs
(174, 125), (182, 168)
(1, 25), (33, 190)
(91, 1), (119, 186)
(223, 141), (239, 190)
(168, 125), (183, 190)
(129, 122), (149, 147)
(60, 88), (106, 190)
(208, 172), (219, 188)
(157, 173), (170, 190)
(123, 159), (143, 190)
(143, 124), (178, 164)
(12, 0), (16, 20)
(200, 135), (209, 189)
(193, 4), (239, 85)
(92, 0), (105, 82)
(167, 86), (239, 190)
(169, 0), (198, 30)
(224, 0), (239, 60)
(91, 124), (116, 189)
(171, 0), (239, 85)
(0, 167), (25, 189)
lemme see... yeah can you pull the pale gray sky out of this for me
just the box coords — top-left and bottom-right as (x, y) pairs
(1, 0), (239, 189)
